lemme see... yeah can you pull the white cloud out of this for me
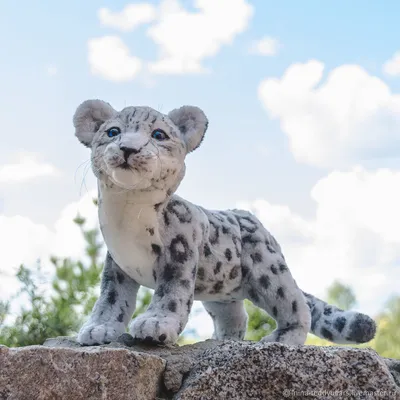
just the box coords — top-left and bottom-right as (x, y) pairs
(249, 36), (280, 56)
(147, 0), (253, 74)
(88, 36), (142, 82)
(239, 166), (400, 316)
(383, 51), (400, 76)
(258, 60), (400, 168)
(0, 191), (100, 301)
(46, 65), (58, 76)
(98, 3), (156, 32)
(0, 152), (61, 183)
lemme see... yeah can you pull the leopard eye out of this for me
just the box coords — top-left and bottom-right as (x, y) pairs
(107, 127), (121, 138)
(151, 129), (169, 141)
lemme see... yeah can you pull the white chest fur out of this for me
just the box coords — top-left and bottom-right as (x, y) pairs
(98, 187), (161, 289)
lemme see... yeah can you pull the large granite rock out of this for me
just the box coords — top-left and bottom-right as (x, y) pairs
(0, 336), (399, 399)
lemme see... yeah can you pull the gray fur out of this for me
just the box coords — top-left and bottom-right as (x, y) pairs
(74, 99), (376, 346)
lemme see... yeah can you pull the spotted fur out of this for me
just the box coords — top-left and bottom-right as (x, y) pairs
(74, 99), (376, 346)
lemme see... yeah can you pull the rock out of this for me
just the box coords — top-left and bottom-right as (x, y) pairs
(385, 358), (400, 388)
(0, 337), (398, 400)
(175, 341), (400, 400)
(0, 343), (165, 400)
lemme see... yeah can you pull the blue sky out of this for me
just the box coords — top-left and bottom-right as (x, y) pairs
(1, 0), (400, 335)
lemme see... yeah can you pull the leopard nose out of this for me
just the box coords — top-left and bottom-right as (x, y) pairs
(120, 146), (140, 161)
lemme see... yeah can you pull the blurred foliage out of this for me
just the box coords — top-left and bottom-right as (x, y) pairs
(369, 296), (400, 359)
(0, 215), (151, 347)
(244, 299), (275, 341)
(326, 280), (357, 310)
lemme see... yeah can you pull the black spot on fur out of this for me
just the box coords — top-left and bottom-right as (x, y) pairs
(248, 288), (259, 302)
(259, 275), (271, 290)
(179, 124), (187, 134)
(197, 267), (205, 280)
(334, 317), (346, 333)
(151, 243), (161, 256)
(229, 265), (240, 280)
(186, 296), (193, 315)
(204, 243), (212, 257)
(278, 261), (288, 272)
(292, 301), (298, 313)
(270, 265), (278, 275)
(108, 290), (117, 305)
(147, 227), (155, 236)
(321, 327), (334, 341)
(251, 252), (263, 264)
(242, 235), (259, 246)
(222, 226), (230, 234)
(237, 215), (258, 233)
(154, 203), (162, 212)
(116, 271), (125, 284)
(166, 199), (192, 223)
(311, 307), (322, 331)
(155, 285), (165, 298)
(232, 236), (241, 258)
(152, 269), (157, 282)
(266, 244), (276, 254)
(195, 283), (206, 293)
(225, 248), (232, 261)
(324, 307), (333, 316)
(180, 279), (190, 289)
(125, 301), (129, 308)
(159, 334), (166, 342)
(117, 312), (124, 322)
(163, 210), (170, 226)
(168, 300), (177, 312)
(211, 281), (224, 293)
(163, 263), (183, 281)
(227, 216), (236, 225)
(214, 261), (222, 275)
(272, 306), (278, 317)
(209, 221), (220, 244)
(277, 287), (285, 299)
(241, 264), (250, 278)
(170, 235), (191, 263)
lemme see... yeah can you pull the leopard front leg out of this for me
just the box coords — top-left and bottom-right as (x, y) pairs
(129, 236), (198, 345)
(78, 252), (140, 345)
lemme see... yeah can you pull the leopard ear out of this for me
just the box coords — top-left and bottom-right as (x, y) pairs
(168, 106), (208, 153)
(73, 99), (116, 147)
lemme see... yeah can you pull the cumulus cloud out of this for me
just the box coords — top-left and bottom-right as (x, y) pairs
(89, 0), (253, 80)
(147, 0), (253, 74)
(239, 166), (400, 316)
(258, 60), (400, 167)
(249, 36), (280, 56)
(383, 51), (400, 76)
(0, 191), (100, 301)
(88, 36), (142, 82)
(98, 3), (156, 32)
(0, 152), (61, 183)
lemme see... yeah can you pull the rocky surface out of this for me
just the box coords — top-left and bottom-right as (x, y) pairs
(0, 336), (398, 399)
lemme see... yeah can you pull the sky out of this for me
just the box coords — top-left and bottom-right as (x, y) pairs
(1, 0), (400, 339)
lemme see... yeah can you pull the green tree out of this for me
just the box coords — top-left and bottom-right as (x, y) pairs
(326, 280), (356, 310)
(244, 299), (275, 341)
(0, 215), (151, 347)
(371, 296), (400, 359)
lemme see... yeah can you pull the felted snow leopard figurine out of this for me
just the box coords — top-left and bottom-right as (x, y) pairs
(74, 99), (376, 346)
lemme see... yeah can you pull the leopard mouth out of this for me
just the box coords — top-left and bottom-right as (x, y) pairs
(119, 161), (131, 170)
